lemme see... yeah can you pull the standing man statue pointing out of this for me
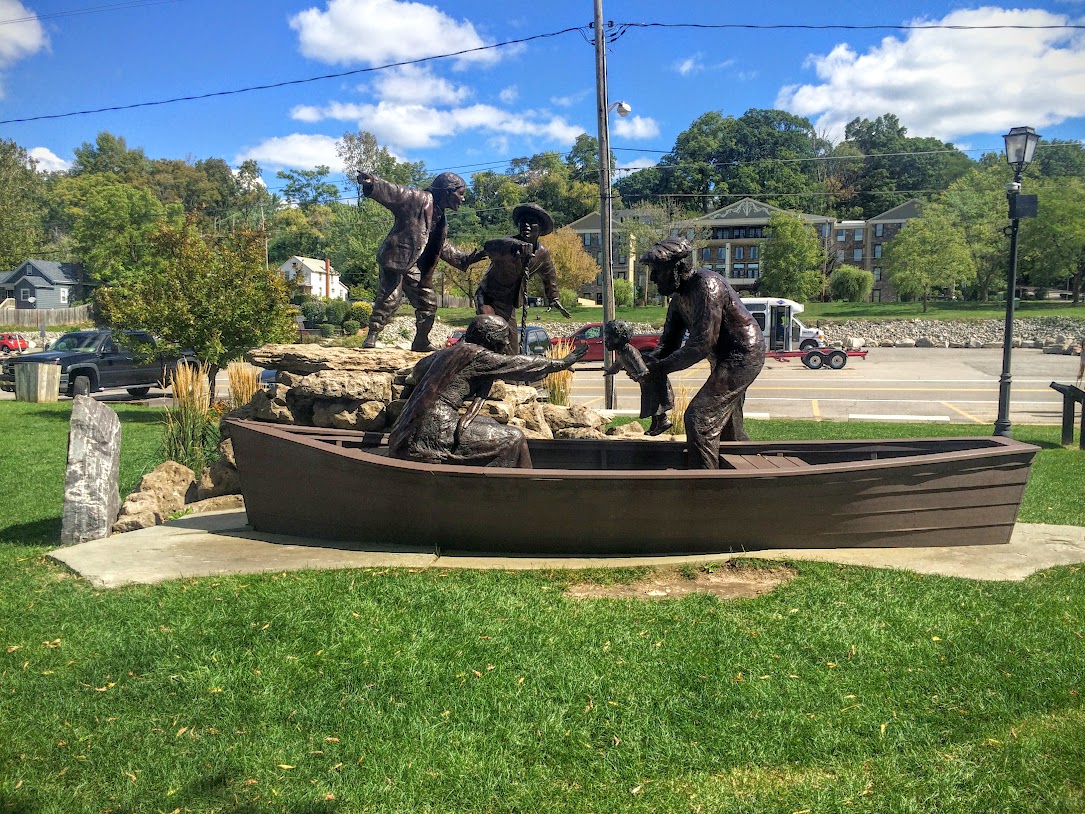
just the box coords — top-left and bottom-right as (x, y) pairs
(358, 170), (484, 352)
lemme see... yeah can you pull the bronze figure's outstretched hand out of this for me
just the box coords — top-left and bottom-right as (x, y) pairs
(464, 248), (489, 267)
(563, 343), (589, 367)
(549, 299), (571, 318)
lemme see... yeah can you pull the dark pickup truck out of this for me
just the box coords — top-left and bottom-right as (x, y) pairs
(0, 329), (195, 398)
(569, 322), (659, 362)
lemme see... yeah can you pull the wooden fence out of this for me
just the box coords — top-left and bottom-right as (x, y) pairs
(0, 304), (93, 328)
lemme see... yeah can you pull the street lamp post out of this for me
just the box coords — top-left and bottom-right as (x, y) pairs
(592, 0), (630, 409)
(993, 126), (1041, 438)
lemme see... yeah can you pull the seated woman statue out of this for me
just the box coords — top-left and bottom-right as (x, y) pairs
(388, 314), (587, 468)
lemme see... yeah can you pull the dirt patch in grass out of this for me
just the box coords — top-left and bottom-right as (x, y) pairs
(564, 562), (796, 601)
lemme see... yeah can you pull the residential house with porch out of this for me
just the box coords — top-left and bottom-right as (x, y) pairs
(279, 256), (349, 300)
(0, 260), (91, 309)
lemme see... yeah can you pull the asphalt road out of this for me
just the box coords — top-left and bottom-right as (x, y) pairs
(571, 346), (1080, 426)
(4, 346), (1080, 427)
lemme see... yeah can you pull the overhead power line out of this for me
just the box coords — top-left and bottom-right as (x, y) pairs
(0, 0), (184, 27)
(0, 26), (585, 125)
(4, 18), (1084, 125)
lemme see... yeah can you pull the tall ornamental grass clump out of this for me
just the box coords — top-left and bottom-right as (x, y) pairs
(544, 337), (575, 405)
(226, 361), (260, 410)
(163, 362), (218, 473)
(669, 385), (690, 435)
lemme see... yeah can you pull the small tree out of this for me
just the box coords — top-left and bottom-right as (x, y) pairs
(883, 207), (975, 311)
(759, 211), (824, 302)
(540, 227), (600, 296)
(614, 278), (634, 307)
(98, 220), (297, 400)
(828, 264), (874, 302)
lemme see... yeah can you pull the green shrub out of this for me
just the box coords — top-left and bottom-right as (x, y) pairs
(614, 278), (634, 307)
(324, 299), (350, 325)
(350, 300), (373, 323)
(829, 264), (874, 302)
(342, 319), (361, 335)
(300, 300), (326, 327)
(319, 323), (337, 338)
(560, 288), (579, 308)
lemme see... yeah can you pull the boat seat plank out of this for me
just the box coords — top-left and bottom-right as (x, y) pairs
(721, 454), (810, 470)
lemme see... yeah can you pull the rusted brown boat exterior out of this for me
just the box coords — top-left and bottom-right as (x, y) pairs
(227, 420), (1039, 556)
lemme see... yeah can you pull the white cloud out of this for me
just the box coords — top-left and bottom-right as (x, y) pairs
(498, 85), (518, 104)
(289, 0), (501, 67)
(234, 134), (341, 170)
(0, 0), (45, 64)
(616, 156), (658, 173)
(286, 99), (585, 152)
(28, 147), (69, 173)
(612, 115), (660, 140)
(674, 53), (704, 76)
(0, 0), (47, 95)
(371, 64), (472, 105)
(550, 89), (590, 107)
(776, 7), (1085, 142)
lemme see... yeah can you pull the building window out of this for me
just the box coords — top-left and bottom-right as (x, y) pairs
(853, 248), (863, 262)
(873, 267), (883, 281)
(582, 234), (591, 248)
(717, 247), (726, 260)
(820, 224), (829, 238)
(874, 244), (882, 259)
(836, 249), (845, 262)
(59, 287), (69, 304)
(732, 264), (745, 278)
(836, 229), (845, 242)
(854, 228), (864, 241)
(749, 246), (758, 260)
(750, 227), (763, 238)
(875, 223), (884, 237)
(701, 248), (711, 260)
(734, 247), (744, 260)
(733, 228), (746, 239)
(19, 288), (30, 301)
(748, 264), (759, 278)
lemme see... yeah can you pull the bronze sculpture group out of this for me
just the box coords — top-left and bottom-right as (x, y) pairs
(361, 171), (764, 469)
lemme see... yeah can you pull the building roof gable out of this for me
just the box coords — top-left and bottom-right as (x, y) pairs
(282, 256), (337, 275)
(695, 198), (831, 224)
(565, 212), (601, 231)
(6, 260), (85, 286)
(869, 199), (923, 222)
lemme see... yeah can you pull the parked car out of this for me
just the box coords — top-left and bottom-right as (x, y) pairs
(0, 333), (29, 353)
(0, 329), (196, 398)
(445, 329), (466, 347)
(569, 322), (659, 363)
(519, 325), (551, 356)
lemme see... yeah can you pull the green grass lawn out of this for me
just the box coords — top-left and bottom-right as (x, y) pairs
(1, 404), (1083, 812)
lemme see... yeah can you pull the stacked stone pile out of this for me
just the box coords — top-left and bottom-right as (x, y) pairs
(240, 343), (613, 440)
(816, 316), (1085, 352)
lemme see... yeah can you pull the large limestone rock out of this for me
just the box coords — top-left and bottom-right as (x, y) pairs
(136, 461), (196, 517)
(246, 344), (425, 375)
(197, 439), (241, 500)
(542, 403), (607, 433)
(61, 396), (122, 545)
(290, 369), (393, 403)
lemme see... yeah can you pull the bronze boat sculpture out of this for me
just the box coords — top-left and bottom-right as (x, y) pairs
(227, 420), (1038, 556)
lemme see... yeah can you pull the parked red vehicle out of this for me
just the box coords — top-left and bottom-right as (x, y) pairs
(0, 333), (29, 353)
(444, 329), (465, 347)
(569, 322), (659, 362)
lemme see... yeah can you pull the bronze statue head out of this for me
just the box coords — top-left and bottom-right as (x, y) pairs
(512, 202), (555, 240)
(604, 319), (633, 351)
(641, 237), (693, 296)
(464, 314), (512, 354)
(428, 172), (467, 212)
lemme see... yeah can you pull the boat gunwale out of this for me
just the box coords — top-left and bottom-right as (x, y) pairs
(226, 420), (1039, 481)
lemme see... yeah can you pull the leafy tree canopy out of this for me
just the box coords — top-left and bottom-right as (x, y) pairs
(759, 211), (825, 301)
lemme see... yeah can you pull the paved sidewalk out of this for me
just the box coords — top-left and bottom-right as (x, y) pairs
(50, 509), (1085, 589)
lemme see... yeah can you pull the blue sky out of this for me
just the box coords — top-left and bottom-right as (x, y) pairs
(2, 0), (1084, 194)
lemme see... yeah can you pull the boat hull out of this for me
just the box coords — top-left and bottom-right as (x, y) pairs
(227, 421), (1038, 556)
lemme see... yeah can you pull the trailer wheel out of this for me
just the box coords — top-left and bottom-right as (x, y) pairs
(802, 351), (825, 370)
(827, 350), (848, 369)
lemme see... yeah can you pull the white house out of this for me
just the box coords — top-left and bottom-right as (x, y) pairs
(280, 256), (349, 300)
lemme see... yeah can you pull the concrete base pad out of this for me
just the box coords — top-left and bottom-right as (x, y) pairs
(49, 508), (1085, 588)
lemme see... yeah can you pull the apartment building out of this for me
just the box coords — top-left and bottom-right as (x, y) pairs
(566, 198), (922, 303)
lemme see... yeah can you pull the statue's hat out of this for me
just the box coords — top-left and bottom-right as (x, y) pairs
(511, 203), (555, 236)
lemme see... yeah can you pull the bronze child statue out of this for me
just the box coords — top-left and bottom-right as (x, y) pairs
(602, 319), (673, 436)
